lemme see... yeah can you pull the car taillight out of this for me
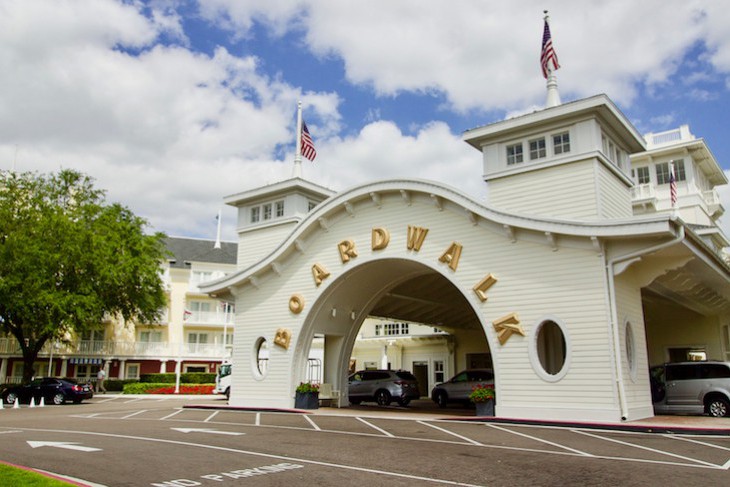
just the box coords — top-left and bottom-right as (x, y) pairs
(72, 385), (81, 392)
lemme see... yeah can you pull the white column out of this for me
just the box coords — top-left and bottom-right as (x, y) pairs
(0, 358), (7, 383)
(60, 359), (68, 378)
(118, 359), (126, 379)
(159, 360), (167, 373)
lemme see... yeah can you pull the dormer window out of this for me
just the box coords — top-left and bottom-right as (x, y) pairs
(250, 200), (286, 223)
(529, 137), (546, 160)
(552, 132), (570, 155)
(506, 143), (524, 165)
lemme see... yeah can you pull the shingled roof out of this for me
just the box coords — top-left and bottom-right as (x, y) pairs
(164, 237), (238, 269)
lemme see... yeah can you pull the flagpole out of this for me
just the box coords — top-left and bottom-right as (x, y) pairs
(543, 11), (561, 108)
(214, 209), (222, 249)
(293, 101), (303, 178)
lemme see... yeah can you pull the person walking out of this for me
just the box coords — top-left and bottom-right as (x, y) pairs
(96, 368), (106, 394)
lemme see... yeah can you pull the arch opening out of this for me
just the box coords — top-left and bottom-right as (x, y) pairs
(293, 257), (492, 410)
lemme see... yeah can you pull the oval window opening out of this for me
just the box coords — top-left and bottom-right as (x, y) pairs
(254, 337), (269, 378)
(625, 321), (636, 377)
(537, 320), (566, 376)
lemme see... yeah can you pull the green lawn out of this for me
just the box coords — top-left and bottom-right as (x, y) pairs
(0, 463), (76, 486)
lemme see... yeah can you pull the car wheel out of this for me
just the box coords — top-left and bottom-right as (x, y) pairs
(375, 390), (391, 406)
(52, 393), (66, 405)
(4, 392), (18, 405)
(397, 398), (410, 407)
(706, 396), (730, 417)
(349, 398), (362, 405)
(435, 391), (448, 408)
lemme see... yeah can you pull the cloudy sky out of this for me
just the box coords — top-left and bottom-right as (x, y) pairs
(1, 0), (730, 241)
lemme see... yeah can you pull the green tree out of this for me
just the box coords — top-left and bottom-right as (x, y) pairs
(0, 169), (168, 382)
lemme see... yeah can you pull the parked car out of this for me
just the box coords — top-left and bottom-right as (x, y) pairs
(1, 377), (94, 405)
(348, 369), (420, 406)
(650, 361), (730, 417)
(431, 369), (494, 408)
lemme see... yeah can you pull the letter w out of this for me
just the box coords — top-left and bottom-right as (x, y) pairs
(406, 226), (429, 251)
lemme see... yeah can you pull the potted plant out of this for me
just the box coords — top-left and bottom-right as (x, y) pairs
(469, 384), (495, 416)
(294, 382), (320, 409)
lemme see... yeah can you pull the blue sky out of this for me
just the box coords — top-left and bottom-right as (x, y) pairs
(1, 0), (729, 241)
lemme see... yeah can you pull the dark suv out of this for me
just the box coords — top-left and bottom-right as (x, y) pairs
(650, 361), (730, 417)
(348, 369), (420, 406)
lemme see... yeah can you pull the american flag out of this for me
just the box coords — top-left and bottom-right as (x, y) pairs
(669, 163), (677, 207)
(540, 20), (560, 78)
(301, 121), (317, 161)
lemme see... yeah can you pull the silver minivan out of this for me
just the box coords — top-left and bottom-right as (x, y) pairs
(650, 361), (730, 417)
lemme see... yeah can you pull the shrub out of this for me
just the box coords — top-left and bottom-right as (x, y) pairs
(139, 373), (216, 384)
(122, 382), (214, 394)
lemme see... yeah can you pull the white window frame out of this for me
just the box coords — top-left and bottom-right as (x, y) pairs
(529, 316), (571, 382)
(529, 137), (546, 160)
(635, 166), (650, 184)
(506, 143), (524, 165)
(552, 132), (570, 155)
(250, 206), (260, 223)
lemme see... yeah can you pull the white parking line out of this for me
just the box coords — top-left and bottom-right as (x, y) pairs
(13, 426), (487, 487)
(666, 434), (730, 452)
(304, 415), (321, 431)
(418, 421), (483, 446)
(488, 424), (594, 457)
(160, 409), (184, 421)
(574, 429), (720, 468)
(204, 411), (220, 423)
(356, 417), (394, 437)
(120, 409), (148, 420)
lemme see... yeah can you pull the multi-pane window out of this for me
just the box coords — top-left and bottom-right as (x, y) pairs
(552, 132), (570, 155)
(250, 207), (260, 223)
(506, 143), (524, 165)
(672, 159), (686, 181)
(263, 203), (272, 220)
(434, 360), (445, 383)
(139, 331), (162, 342)
(635, 166), (650, 184)
(374, 322), (410, 336)
(275, 201), (285, 217)
(657, 160), (687, 184)
(529, 138), (546, 160)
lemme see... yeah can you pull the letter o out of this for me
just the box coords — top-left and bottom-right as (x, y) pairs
(289, 294), (305, 314)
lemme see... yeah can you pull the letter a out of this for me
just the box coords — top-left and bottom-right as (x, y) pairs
(438, 242), (463, 271)
(406, 225), (429, 251)
(311, 263), (330, 287)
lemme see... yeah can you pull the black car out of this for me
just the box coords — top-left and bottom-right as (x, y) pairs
(1, 377), (94, 405)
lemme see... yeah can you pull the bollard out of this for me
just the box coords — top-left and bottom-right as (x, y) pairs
(29, 397), (35, 408)
(39, 397), (45, 407)
(13, 398), (19, 409)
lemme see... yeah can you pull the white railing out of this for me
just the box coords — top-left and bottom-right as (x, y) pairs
(644, 125), (693, 148)
(630, 183), (656, 202)
(0, 338), (229, 359)
(185, 310), (234, 326)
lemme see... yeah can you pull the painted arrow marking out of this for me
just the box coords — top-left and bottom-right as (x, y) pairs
(27, 441), (102, 452)
(171, 428), (245, 436)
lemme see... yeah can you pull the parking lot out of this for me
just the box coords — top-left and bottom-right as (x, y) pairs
(0, 395), (728, 486)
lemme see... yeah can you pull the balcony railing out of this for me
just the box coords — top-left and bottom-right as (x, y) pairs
(630, 183), (657, 209)
(0, 337), (231, 359)
(184, 310), (234, 326)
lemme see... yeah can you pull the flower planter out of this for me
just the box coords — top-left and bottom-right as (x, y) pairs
(475, 399), (494, 417)
(294, 391), (319, 409)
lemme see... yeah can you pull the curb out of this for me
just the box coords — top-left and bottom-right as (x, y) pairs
(444, 415), (730, 436)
